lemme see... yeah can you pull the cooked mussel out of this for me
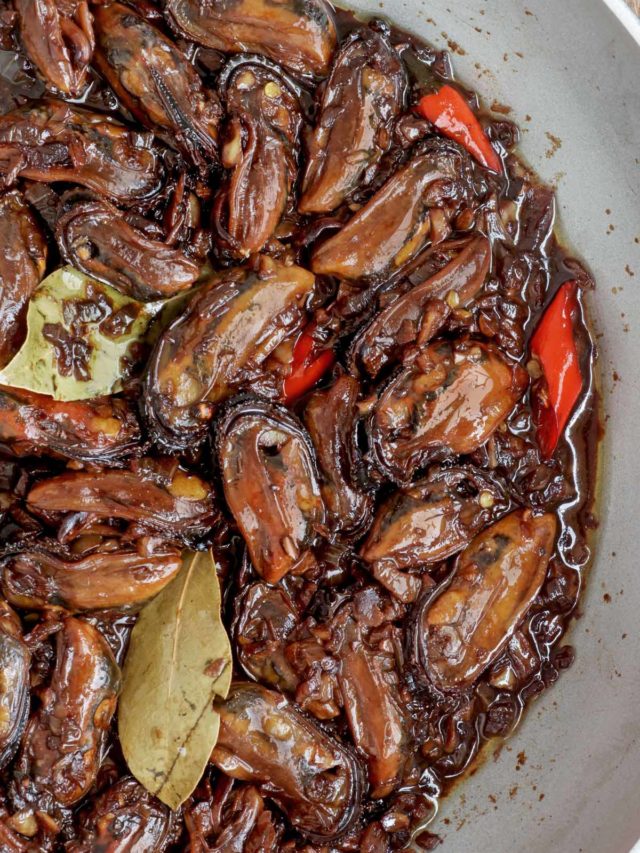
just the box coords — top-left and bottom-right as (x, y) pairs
(144, 257), (315, 450)
(350, 235), (491, 378)
(15, 0), (94, 97)
(211, 683), (363, 840)
(164, 0), (337, 78)
(303, 375), (372, 536)
(360, 466), (507, 602)
(335, 611), (408, 798)
(217, 397), (325, 583)
(235, 581), (300, 691)
(56, 194), (202, 301)
(0, 386), (140, 464)
(0, 822), (31, 851)
(184, 782), (279, 851)
(0, 101), (164, 204)
(26, 461), (216, 542)
(66, 776), (175, 852)
(369, 339), (528, 483)
(311, 140), (475, 280)
(214, 59), (303, 257)
(93, 3), (221, 168)
(416, 509), (557, 691)
(2, 541), (182, 612)
(0, 191), (47, 368)
(0, 601), (30, 769)
(17, 617), (120, 806)
(299, 28), (406, 214)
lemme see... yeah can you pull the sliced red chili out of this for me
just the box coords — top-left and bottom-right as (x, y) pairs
(417, 84), (503, 173)
(283, 327), (335, 403)
(530, 281), (583, 458)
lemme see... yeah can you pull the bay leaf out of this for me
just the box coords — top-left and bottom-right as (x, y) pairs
(0, 266), (156, 401)
(118, 549), (232, 810)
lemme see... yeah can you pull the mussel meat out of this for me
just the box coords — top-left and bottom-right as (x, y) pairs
(0, 191), (47, 368)
(369, 339), (528, 483)
(144, 257), (315, 450)
(93, 3), (221, 168)
(416, 509), (557, 691)
(299, 28), (406, 214)
(211, 682), (363, 840)
(217, 397), (325, 583)
(164, 0), (337, 78)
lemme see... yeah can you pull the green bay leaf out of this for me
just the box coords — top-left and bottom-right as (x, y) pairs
(118, 549), (232, 810)
(0, 266), (156, 401)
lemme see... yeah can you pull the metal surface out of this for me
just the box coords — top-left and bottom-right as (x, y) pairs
(344, 0), (640, 850)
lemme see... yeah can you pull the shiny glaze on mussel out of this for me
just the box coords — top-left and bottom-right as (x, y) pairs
(217, 397), (325, 584)
(16, 617), (120, 806)
(15, 0), (94, 97)
(303, 374), (372, 536)
(415, 509), (557, 691)
(56, 193), (202, 302)
(0, 191), (47, 368)
(211, 682), (363, 840)
(0, 386), (140, 464)
(235, 581), (300, 691)
(93, 2), (221, 168)
(26, 460), (217, 543)
(164, 0), (337, 78)
(299, 27), (406, 214)
(311, 139), (475, 280)
(333, 605), (409, 798)
(214, 58), (303, 257)
(0, 101), (165, 204)
(144, 256), (314, 450)
(0, 601), (30, 769)
(2, 540), (182, 612)
(360, 466), (508, 603)
(350, 234), (491, 378)
(66, 776), (175, 852)
(369, 338), (528, 483)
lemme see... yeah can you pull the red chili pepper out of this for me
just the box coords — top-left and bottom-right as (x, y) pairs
(530, 281), (583, 458)
(283, 327), (335, 403)
(417, 84), (503, 173)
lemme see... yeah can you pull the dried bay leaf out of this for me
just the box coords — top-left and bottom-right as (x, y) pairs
(0, 266), (157, 400)
(118, 549), (232, 810)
